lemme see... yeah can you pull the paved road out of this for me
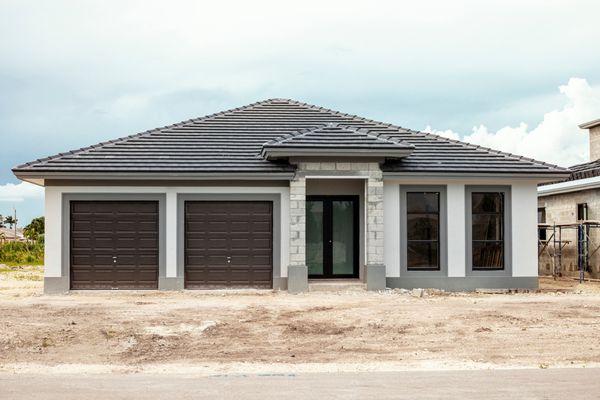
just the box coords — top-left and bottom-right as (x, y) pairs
(1, 368), (598, 399)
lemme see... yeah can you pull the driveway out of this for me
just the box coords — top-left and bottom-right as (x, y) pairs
(2, 368), (598, 400)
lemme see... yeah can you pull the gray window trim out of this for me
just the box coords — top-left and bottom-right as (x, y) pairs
(177, 193), (282, 288)
(399, 185), (448, 277)
(465, 185), (512, 277)
(61, 193), (167, 285)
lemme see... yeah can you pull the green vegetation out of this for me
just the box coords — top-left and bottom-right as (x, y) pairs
(23, 216), (44, 241)
(0, 241), (44, 266)
(4, 215), (17, 229)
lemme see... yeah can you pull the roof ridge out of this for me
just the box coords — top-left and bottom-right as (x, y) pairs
(335, 123), (412, 147)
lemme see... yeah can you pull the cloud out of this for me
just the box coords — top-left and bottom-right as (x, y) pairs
(425, 78), (600, 167)
(0, 182), (44, 203)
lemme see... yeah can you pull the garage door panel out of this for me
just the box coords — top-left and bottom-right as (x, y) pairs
(70, 201), (159, 290)
(185, 201), (273, 289)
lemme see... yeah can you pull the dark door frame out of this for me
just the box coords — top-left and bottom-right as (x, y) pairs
(306, 195), (360, 279)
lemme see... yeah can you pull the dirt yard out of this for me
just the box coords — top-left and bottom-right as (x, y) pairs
(1, 266), (600, 373)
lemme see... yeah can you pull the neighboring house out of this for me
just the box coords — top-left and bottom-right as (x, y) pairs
(12, 99), (568, 294)
(0, 227), (25, 243)
(538, 119), (600, 279)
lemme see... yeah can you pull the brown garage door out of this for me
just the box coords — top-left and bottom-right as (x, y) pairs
(70, 201), (159, 289)
(185, 201), (273, 289)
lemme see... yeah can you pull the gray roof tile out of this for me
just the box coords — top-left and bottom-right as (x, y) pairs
(261, 123), (414, 159)
(13, 98), (569, 176)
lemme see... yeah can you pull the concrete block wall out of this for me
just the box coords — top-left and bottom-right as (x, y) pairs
(289, 176), (306, 267)
(291, 161), (385, 273)
(366, 169), (384, 265)
(589, 126), (600, 161)
(538, 188), (600, 278)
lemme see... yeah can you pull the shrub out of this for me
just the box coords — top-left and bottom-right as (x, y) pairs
(0, 241), (44, 266)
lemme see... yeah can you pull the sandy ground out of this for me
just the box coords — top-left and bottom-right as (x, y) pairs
(1, 266), (600, 374)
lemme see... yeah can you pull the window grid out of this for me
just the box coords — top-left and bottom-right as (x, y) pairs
(472, 192), (504, 271)
(406, 192), (440, 271)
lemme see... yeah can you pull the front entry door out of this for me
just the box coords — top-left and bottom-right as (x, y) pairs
(306, 196), (359, 278)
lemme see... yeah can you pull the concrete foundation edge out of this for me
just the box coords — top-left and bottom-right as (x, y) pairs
(273, 277), (288, 290)
(44, 277), (70, 294)
(386, 276), (538, 291)
(366, 264), (386, 291)
(288, 265), (308, 293)
(158, 277), (184, 290)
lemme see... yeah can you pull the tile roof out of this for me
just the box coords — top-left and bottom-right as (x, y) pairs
(561, 159), (600, 182)
(13, 98), (569, 177)
(261, 123), (414, 159)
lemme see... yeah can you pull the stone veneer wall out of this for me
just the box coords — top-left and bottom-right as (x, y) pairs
(589, 126), (600, 161)
(538, 188), (600, 278)
(288, 161), (385, 270)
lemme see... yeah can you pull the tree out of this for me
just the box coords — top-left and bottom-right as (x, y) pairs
(4, 215), (16, 229)
(0, 215), (4, 228)
(23, 217), (44, 242)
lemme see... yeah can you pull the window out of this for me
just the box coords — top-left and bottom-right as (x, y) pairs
(471, 192), (504, 270)
(538, 207), (546, 241)
(577, 203), (588, 221)
(406, 192), (440, 270)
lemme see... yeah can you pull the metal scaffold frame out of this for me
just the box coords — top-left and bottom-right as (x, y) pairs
(538, 221), (600, 282)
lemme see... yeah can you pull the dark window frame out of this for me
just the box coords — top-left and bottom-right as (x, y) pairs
(399, 185), (447, 277)
(465, 186), (512, 277)
(538, 207), (547, 241)
(471, 192), (505, 271)
(406, 191), (441, 271)
(577, 203), (588, 221)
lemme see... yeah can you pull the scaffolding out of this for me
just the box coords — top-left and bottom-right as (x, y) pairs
(538, 221), (600, 282)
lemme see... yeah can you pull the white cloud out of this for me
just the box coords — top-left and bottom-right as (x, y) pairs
(0, 182), (44, 203)
(425, 78), (600, 167)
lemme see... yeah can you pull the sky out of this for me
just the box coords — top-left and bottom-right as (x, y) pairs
(1, 0), (600, 226)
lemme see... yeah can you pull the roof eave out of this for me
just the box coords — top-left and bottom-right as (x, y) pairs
(579, 118), (600, 130)
(384, 171), (571, 182)
(538, 174), (600, 196)
(262, 148), (414, 160)
(13, 170), (296, 185)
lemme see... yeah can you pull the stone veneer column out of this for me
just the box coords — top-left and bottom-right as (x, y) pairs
(365, 164), (387, 290)
(286, 161), (387, 292)
(287, 175), (308, 293)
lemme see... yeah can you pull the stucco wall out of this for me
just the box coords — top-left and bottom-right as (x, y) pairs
(384, 178), (538, 279)
(538, 188), (600, 278)
(44, 185), (291, 281)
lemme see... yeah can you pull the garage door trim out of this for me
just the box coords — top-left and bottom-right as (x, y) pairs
(177, 193), (282, 288)
(62, 193), (166, 285)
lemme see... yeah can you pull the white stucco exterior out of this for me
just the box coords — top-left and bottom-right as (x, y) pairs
(383, 177), (539, 279)
(511, 182), (538, 277)
(44, 185), (290, 279)
(43, 176), (539, 291)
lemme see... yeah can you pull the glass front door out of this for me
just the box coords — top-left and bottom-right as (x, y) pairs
(306, 196), (359, 278)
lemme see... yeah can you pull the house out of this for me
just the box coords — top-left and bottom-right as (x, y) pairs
(538, 118), (600, 279)
(12, 99), (569, 293)
(0, 227), (25, 243)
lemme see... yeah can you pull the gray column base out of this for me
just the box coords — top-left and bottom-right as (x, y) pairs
(366, 264), (386, 291)
(44, 277), (69, 294)
(287, 265), (308, 294)
(273, 277), (288, 290)
(158, 277), (184, 290)
(386, 276), (538, 292)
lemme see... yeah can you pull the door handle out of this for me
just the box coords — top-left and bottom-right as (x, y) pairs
(226, 256), (231, 264)
(112, 256), (117, 264)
